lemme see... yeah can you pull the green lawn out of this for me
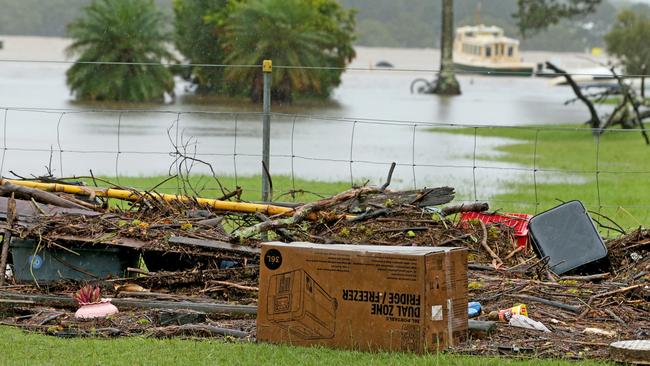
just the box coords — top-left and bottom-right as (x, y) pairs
(600, 97), (650, 106)
(0, 326), (609, 366)
(82, 175), (352, 203)
(433, 124), (650, 232)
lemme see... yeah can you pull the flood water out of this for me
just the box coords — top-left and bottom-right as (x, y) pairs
(0, 36), (608, 198)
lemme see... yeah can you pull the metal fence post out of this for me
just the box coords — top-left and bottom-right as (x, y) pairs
(262, 60), (272, 204)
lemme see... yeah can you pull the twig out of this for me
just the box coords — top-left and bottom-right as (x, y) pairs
(202, 280), (258, 292)
(503, 246), (523, 260)
(37, 312), (65, 326)
(438, 234), (472, 246)
(478, 220), (502, 267)
(604, 308), (626, 325)
(380, 226), (429, 233)
(261, 161), (273, 201)
(560, 273), (610, 281)
(590, 284), (644, 300)
(380, 162), (396, 191)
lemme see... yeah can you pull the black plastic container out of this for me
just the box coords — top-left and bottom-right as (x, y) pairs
(528, 201), (609, 275)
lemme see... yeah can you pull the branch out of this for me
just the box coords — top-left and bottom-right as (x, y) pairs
(441, 202), (489, 216)
(546, 62), (601, 129)
(610, 67), (650, 144)
(232, 186), (379, 240)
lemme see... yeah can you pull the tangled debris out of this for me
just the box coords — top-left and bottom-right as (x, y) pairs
(0, 173), (647, 361)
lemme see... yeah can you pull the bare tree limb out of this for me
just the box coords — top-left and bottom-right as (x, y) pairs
(546, 62), (601, 129)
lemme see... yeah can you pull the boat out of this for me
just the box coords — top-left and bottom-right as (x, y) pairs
(453, 25), (534, 77)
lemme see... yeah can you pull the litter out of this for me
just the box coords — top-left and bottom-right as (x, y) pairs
(0, 173), (645, 360)
(509, 315), (551, 333)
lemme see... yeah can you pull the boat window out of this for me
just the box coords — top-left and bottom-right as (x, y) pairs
(508, 46), (513, 56)
(485, 46), (491, 57)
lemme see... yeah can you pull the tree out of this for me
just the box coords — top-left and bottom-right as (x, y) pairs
(66, 0), (175, 102)
(173, 0), (229, 94)
(514, 0), (602, 36)
(433, 0), (461, 96)
(604, 9), (650, 76)
(220, 0), (355, 102)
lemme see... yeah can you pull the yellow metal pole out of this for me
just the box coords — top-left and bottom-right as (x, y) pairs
(1, 179), (294, 216)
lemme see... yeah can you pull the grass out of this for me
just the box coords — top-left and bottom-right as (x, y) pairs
(81, 175), (352, 203)
(0, 325), (610, 366)
(600, 97), (650, 106)
(432, 124), (650, 232)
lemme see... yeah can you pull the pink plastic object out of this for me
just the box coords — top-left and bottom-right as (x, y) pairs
(74, 299), (119, 319)
(460, 212), (532, 249)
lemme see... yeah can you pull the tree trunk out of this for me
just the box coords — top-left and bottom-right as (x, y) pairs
(434, 0), (461, 95)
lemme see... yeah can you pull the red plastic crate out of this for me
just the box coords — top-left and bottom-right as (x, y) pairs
(459, 212), (532, 249)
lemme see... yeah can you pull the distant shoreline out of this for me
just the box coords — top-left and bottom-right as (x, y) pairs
(0, 35), (610, 70)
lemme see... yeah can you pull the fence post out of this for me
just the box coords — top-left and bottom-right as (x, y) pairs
(261, 60), (272, 204)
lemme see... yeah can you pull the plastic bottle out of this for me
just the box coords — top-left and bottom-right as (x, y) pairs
(487, 304), (528, 322)
(467, 302), (482, 318)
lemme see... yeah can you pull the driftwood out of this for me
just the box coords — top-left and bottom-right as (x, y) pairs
(441, 202), (489, 216)
(349, 187), (455, 213)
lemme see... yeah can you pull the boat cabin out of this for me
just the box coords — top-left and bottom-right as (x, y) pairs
(454, 25), (521, 63)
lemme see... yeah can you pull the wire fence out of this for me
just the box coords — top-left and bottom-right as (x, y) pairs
(1, 55), (649, 223)
(1, 105), (649, 216)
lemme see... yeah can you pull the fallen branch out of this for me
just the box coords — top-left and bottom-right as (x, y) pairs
(441, 202), (489, 217)
(507, 294), (582, 313)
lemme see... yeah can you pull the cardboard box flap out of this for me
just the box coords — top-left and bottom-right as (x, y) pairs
(266, 242), (463, 256)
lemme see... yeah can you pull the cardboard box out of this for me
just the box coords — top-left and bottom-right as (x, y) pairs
(257, 242), (468, 353)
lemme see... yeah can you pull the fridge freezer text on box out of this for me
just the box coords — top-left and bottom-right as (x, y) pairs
(257, 242), (468, 353)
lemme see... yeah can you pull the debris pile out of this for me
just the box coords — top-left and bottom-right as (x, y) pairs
(0, 173), (647, 361)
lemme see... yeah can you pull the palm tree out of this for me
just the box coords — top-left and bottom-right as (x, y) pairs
(433, 0), (461, 95)
(66, 0), (175, 102)
(221, 0), (347, 102)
